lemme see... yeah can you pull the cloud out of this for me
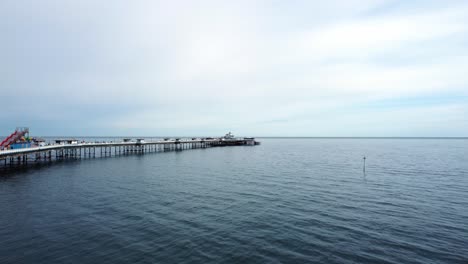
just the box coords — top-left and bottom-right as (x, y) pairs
(0, 0), (467, 136)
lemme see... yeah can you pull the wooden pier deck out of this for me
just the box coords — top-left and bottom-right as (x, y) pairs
(0, 138), (259, 168)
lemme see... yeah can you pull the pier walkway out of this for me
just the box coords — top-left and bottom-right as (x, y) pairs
(0, 138), (259, 168)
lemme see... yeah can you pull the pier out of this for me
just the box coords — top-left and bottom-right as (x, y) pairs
(0, 137), (260, 168)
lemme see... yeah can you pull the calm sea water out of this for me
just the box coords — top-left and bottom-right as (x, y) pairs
(1, 138), (467, 264)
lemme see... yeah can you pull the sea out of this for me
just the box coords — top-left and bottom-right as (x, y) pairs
(0, 138), (467, 264)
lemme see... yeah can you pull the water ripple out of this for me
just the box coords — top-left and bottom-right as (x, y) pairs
(1, 138), (467, 263)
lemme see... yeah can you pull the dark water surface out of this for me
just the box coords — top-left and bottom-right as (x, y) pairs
(1, 138), (467, 263)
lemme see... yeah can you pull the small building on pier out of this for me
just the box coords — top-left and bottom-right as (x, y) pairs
(33, 138), (46, 147)
(243, 137), (256, 146)
(55, 139), (78, 145)
(10, 142), (32, 149)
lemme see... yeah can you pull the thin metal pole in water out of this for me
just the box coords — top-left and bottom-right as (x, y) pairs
(363, 156), (366, 173)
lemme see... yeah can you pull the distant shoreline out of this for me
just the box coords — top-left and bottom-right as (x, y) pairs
(2, 136), (466, 140)
(256, 137), (468, 139)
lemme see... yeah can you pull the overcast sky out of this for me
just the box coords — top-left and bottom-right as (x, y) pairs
(1, 0), (467, 137)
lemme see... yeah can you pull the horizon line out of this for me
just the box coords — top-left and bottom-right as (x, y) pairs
(7, 135), (467, 139)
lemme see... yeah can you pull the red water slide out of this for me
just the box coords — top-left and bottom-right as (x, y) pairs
(0, 128), (29, 149)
